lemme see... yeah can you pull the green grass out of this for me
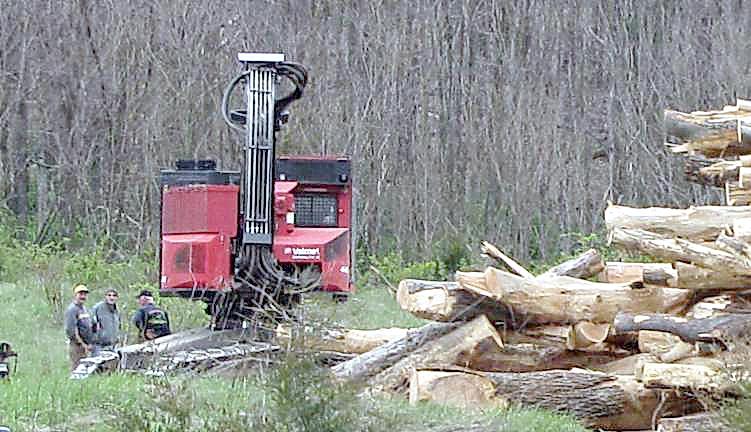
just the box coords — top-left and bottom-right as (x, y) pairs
(0, 245), (590, 432)
(299, 286), (428, 330)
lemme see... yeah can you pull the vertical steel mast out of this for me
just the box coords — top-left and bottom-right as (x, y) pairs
(238, 53), (281, 246)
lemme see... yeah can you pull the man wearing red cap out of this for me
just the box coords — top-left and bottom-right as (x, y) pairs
(63, 284), (95, 371)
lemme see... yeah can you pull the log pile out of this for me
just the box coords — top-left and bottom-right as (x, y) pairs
(667, 98), (751, 205)
(324, 228), (751, 431)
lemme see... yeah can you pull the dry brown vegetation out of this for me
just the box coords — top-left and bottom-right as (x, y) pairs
(2, 1), (750, 259)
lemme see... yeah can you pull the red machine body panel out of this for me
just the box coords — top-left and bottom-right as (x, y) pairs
(162, 185), (239, 236)
(161, 184), (238, 291)
(161, 233), (233, 290)
(272, 228), (351, 292)
(159, 157), (353, 296)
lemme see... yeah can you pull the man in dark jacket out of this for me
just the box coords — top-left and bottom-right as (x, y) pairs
(91, 288), (121, 354)
(64, 284), (95, 371)
(131, 290), (171, 341)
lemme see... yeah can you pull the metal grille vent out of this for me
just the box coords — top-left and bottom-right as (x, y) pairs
(295, 194), (338, 227)
(173, 244), (206, 273)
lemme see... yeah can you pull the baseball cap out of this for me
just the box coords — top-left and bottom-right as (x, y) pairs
(137, 289), (153, 298)
(73, 284), (90, 294)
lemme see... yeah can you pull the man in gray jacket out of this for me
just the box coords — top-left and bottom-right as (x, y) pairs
(91, 288), (121, 354)
(64, 284), (96, 371)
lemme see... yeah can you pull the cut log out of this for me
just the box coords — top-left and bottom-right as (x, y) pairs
(684, 154), (732, 187)
(411, 368), (699, 430)
(591, 353), (658, 375)
(597, 262), (676, 287)
(664, 108), (751, 157)
(275, 324), (409, 354)
(480, 241), (534, 279)
(725, 181), (751, 206)
(119, 327), (251, 369)
(408, 369), (505, 410)
(715, 230), (751, 258)
(501, 323), (630, 354)
(638, 331), (696, 363)
(396, 279), (509, 322)
(613, 311), (751, 346)
(331, 321), (461, 382)
(732, 217), (751, 242)
(635, 362), (730, 392)
(592, 354), (726, 376)
(657, 413), (731, 432)
(687, 295), (734, 319)
(536, 248), (604, 280)
(638, 330), (682, 355)
(674, 262), (751, 291)
(468, 342), (627, 373)
(367, 315), (504, 393)
(610, 228), (751, 276)
(456, 268), (690, 325)
(740, 167), (751, 188)
(605, 204), (751, 242)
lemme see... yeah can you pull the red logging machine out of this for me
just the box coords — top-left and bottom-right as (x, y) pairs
(158, 53), (353, 324)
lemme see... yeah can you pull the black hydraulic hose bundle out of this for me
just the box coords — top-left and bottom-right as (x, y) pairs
(221, 61), (309, 132)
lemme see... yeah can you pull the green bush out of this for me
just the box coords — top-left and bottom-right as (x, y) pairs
(363, 250), (463, 286)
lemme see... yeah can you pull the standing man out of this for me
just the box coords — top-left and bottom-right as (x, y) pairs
(132, 290), (171, 341)
(91, 288), (121, 354)
(64, 284), (96, 371)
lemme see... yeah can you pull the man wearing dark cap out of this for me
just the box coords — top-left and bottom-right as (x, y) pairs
(91, 288), (121, 354)
(131, 289), (171, 341)
(64, 284), (96, 370)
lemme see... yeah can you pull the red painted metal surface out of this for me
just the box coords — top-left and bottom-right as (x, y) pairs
(272, 179), (353, 293)
(161, 233), (232, 290)
(160, 185), (238, 292)
(160, 158), (353, 295)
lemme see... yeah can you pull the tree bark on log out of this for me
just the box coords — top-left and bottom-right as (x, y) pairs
(610, 228), (751, 276)
(331, 321), (461, 382)
(456, 268), (690, 325)
(597, 262), (676, 287)
(605, 204), (751, 242)
(367, 315), (504, 393)
(657, 413), (731, 432)
(275, 325), (409, 354)
(664, 109), (751, 157)
(396, 279), (510, 323)
(674, 262), (751, 291)
(410, 369), (699, 430)
(613, 311), (751, 346)
(537, 248), (605, 279)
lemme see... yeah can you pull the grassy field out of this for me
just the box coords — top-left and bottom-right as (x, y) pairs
(0, 246), (591, 432)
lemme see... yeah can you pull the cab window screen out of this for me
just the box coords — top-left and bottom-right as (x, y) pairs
(295, 194), (338, 227)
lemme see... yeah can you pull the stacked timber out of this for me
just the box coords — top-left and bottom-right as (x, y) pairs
(667, 98), (751, 205)
(322, 230), (751, 431)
